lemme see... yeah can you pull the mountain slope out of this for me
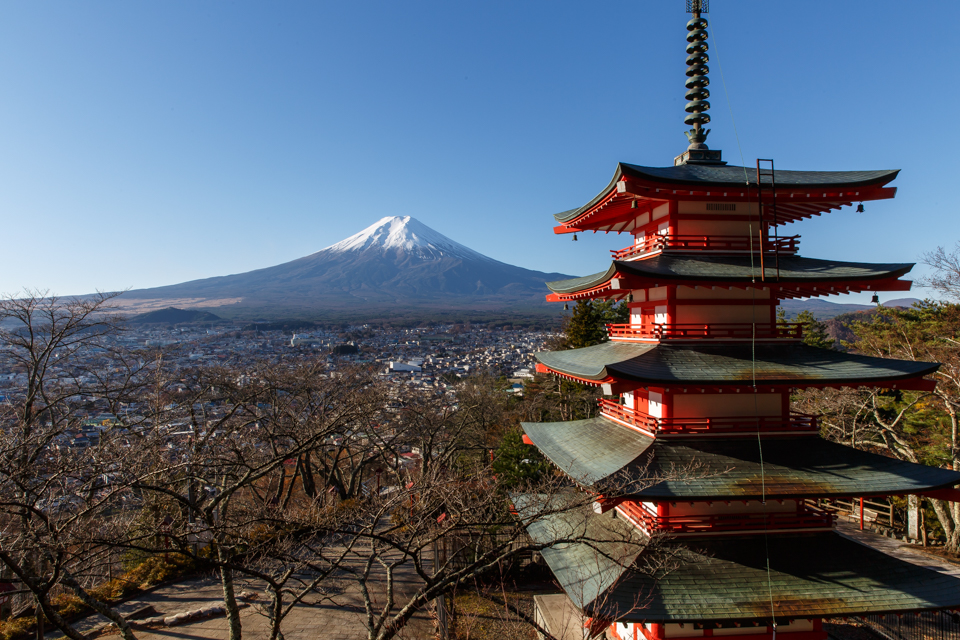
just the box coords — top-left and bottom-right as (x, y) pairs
(120, 217), (571, 319)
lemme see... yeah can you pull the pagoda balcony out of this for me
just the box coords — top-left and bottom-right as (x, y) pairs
(611, 234), (800, 261)
(616, 500), (836, 535)
(597, 398), (819, 435)
(606, 322), (804, 342)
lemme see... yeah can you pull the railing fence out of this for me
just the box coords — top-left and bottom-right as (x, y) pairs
(863, 611), (960, 640)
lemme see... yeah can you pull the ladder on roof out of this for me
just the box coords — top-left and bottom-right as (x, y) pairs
(756, 158), (781, 281)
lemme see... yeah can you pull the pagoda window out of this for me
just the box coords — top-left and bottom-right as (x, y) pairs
(678, 201), (760, 216)
(654, 305), (668, 325)
(635, 230), (646, 246)
(648, 391), (664, 418)
(615, 622), (637, 640)
(623, 390), (636, 410)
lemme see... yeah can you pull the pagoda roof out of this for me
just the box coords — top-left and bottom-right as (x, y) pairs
(545, 256), (913, 301)
(519, 499), (960, 623)
(553, 163), (899, 231)
(521, 418), (960, 499)
(535, 342), (937, 388)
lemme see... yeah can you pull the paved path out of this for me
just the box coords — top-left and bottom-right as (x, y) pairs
(836, 516), (960, 577)
(54, 562), (434, 640)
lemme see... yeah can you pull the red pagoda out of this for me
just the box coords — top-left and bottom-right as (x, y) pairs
(519, 3), (960, 640)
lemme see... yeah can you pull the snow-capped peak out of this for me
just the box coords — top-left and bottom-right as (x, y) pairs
(320, 216), (491, 262)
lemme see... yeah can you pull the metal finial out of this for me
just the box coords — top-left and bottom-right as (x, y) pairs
(683, 5), (711, 149)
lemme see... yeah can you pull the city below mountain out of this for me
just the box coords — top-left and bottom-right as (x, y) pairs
(117, 216), (573, 322)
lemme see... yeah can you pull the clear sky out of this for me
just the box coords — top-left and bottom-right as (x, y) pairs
(1, 1), (956, 304)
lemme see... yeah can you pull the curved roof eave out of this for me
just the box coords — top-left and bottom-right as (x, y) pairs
(544, 255), (914, 297)
(546, 264), (619, 294)
(521, 418), (960, 499)
(553, 164), (626, 224)
(552, 162), (900, 226)
(535, 341), (940, 386)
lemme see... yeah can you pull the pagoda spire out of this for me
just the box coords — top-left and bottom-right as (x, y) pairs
(675, 0), (724, 165)
(684, 0), (711, 149)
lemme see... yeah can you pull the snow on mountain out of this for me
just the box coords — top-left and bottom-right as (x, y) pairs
(321, 216), (493, 262)
(119, 215), (573, 318)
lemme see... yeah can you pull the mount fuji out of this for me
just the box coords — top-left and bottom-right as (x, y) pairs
(118, 217), (572, 320)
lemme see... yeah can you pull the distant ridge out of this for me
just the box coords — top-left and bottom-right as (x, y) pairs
(130, 307), (222, 324)
(779, 297), (920, 320)
(118, 217), (573, 321)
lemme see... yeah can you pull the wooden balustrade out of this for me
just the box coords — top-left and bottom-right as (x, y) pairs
(611, 234), (800, 260)
(616, 500), (835, 534)
(597, 398), (819, 435)
(606, 322), (804, 341)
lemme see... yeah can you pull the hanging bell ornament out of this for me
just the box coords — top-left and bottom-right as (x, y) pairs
(572, 234), (578, 242)
(856, 203), (865, 213)
(563, 303), (569, 310)
(871, 293), (880, 304)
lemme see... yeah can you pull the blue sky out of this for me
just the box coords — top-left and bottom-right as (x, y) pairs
(1, 1), (955, 304)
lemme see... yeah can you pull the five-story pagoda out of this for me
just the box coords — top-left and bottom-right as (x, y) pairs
(519, 3), (960, 640)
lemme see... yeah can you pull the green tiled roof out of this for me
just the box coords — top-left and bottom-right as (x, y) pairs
(554, 163), (899, 224)
(521, 417), (654, 485)
(515, 492), (646, 610)
(521, 418), (960, 499)
(535, 342), (938, 386)
(525, 503), (960, 622)
(545, 256), (913, 294)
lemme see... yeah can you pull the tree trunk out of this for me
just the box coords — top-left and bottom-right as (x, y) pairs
(218, 547), (243, 640)
(299, 452), (317, 498)
(61, 571), (140, 640)
(930, 498), (960, 552)
(272, 467), (287, 506)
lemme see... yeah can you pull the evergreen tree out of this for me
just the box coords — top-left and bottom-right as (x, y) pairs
(778, 307), (835, 349)
(565, 299), (629, 349)
(492, 429), (553, 488)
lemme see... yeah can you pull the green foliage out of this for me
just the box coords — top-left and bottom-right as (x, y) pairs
(777, 307), (835, 349)
(566, 300), (629, 349)
(492, 430), (552, 488)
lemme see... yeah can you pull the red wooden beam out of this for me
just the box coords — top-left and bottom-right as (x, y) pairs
(919, 488), (960, 502)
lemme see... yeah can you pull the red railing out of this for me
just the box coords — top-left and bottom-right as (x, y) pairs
(598, 398), (819, 435)
(616, 500), (835, 534)
(611, 234), (800, 260)
(597, 399), (658, 432)
(605, 322), (804, 341)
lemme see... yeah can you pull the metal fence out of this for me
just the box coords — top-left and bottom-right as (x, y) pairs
(864, 611), (960, 640)
(433, 527), (537, 574)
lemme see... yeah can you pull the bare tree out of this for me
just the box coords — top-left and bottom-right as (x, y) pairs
(0, 291), (150, 640)
(920, 242), (960, 301)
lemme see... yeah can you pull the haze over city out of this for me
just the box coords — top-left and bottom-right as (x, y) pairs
(1, 1), (956, 305)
